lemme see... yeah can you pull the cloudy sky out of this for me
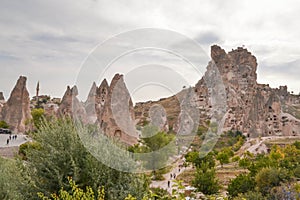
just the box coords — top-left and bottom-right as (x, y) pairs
(1, 0), (300, 102)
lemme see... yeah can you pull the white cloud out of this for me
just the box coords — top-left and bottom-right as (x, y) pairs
(0, 0), (300, 100)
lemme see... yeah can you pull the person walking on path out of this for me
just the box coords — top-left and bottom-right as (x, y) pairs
(6, 138), (9, 145)
(168, 180), (170, 188)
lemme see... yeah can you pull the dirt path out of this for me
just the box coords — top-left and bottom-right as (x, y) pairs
(150, 159), (192, 193)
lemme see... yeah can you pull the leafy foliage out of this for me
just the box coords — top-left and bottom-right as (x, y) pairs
(227, 174), (255, 197)
(130, 125), (175, 175)
(31, 108), (45, 129)
(185, 151), (215, 168)
(22, 118), (148, 199)
(192, 162), (220, 195)
(255, 167), (288, 195)
(0, 157), (28, 200)
(0, 120), (9, 128)
(38, 177), (105, 200)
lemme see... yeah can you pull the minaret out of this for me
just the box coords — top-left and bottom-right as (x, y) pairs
(36, 81), (40, 103)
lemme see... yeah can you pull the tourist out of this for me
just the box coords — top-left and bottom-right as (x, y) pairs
(6, 138), (9, 145)
(170, 173), (172, 179)
(173, 173), (176, 179)
(168, 180), (170, 188)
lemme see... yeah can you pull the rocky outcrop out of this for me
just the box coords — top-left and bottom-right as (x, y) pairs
(193, 45), (300, 137)
(134, 45), (300, 138)
(0, 92), (4, 101)
(84, 82), (97, 123)
(97, 74), (138, 145)
(95, 79), (109, 125)
(0, 92), (4, 115)
(0, 76), (31, 133)
(57, 85), (87, 122)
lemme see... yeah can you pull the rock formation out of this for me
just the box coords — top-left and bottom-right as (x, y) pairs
(134, 45), (300, 138)
(206, 45), (300, 137)
(95, 79), (109, 125)
(96, 74), (138, 145)
(57, 85), (87, 122)
(0, 92), (4, 101)
(0, 92), (4, 114)
(84, 82), (97, 123)
(0, 76), (31, 133)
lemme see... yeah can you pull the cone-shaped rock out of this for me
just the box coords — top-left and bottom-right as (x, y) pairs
(0, 76), (31, 133)
(85, 82), (97, 123)
(57, 85), (87, 122)
(99, 74), (137, 145)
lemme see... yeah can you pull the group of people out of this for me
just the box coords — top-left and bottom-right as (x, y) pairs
(168, 173), (177, 188)
(167, 165), (183, 188)
(6, 134), (17, 145)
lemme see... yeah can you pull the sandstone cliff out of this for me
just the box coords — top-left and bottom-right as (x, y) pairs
(84, 82), (97, 123)
(97, 74), (137, 145)
(134, 45), (300, 138)
(0, 76), (31, 133)
(57, 85), (87, 122)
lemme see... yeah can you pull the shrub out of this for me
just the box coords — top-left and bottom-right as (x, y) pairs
(228, 174), (255, 197)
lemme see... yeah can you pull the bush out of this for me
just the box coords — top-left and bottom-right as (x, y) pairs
(255, 167), (287, 195)
(294, 166), (300, 178)
(192, 162), (220, 195)
(23, 118), (148, 199)
(0, 120), (9, 128)
(227, 174), (255, 197)
(233, 191), (266, 200)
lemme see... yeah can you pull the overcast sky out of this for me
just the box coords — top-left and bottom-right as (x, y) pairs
(1, 0), (300, 102)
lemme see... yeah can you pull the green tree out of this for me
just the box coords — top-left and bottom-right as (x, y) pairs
(255, 167), (286, 195)
(185, 151), (215, 168)
(140, 125), (175, 174)
(192, 162), (220, 195)
(227, 174), (255, 197)
(216, 147), (233, 167)
(23, 118), (148, 200)
(216, 151), (229, 167)
(31, 108), (45, 129)
(0, 120), (9, 128)
(38, 177), (105, 200)
(238, 157), (251, 169)
(0, 157), (28, 200)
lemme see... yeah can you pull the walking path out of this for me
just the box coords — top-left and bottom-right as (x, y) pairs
(150, 159), (192, 193)
(0, 134), (29, 147)
(0, 134), (30, 158)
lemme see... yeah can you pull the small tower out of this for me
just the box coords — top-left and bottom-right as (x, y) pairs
(36, 81), (40, 105)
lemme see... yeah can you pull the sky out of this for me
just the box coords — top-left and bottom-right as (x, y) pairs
(1, 0), (300, 102)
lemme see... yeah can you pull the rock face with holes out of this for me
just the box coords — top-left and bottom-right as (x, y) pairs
(0, 76), (31, 133)
(134, 45), (300, 138)
(0, 92), (4, 115)
(206, 45), (300, 137)
(95, 79), (109, 125)
(96, 74), (137, 145)
(57, 85), (87, 122)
